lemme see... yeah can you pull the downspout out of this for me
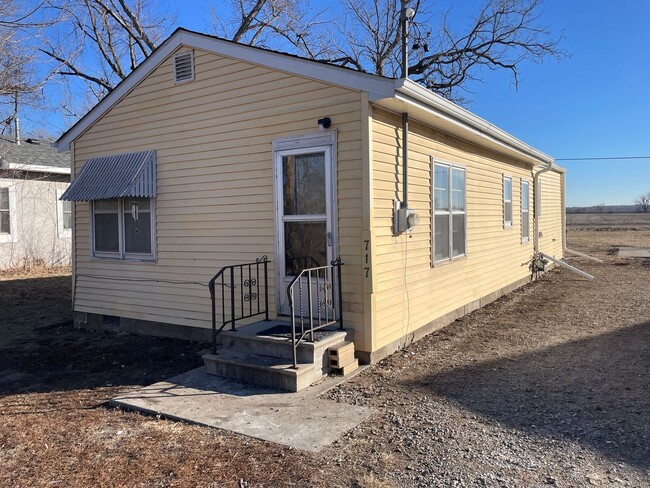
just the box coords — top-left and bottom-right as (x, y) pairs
(400, 4), (412, 207)
(533, 161), (552, 253)
(402, 112), (408, 207)
(535, 162), (599, 280)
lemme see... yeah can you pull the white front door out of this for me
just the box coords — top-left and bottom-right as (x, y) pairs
(274, 139), (335, 315)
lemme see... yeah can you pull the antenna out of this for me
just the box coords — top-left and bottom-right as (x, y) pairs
(13, 92), (20, 145)
(400, 4), (415, 79)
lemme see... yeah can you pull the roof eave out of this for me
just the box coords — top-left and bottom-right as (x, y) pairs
(384, 78), (554, 166)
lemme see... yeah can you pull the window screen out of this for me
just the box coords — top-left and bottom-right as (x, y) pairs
(433, 163), (466, 262)
(0, 188), (10, 234)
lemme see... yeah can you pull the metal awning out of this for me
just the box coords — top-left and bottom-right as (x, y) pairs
(60, 150), (156, 201)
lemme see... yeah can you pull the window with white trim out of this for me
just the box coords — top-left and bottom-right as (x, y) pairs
(92, 197), (155, 260)
(521, 180), (530, 242)
(503, 175), (512, 227)
(0, 187), (10, 235)
(433, 162), (466, 263)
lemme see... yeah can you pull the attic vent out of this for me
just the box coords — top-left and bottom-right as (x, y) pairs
(173, 51), (194, 83)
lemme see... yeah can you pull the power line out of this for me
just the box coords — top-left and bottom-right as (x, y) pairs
(556, 156), (650, 161)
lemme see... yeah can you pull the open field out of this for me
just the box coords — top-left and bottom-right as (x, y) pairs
(567, 211), (650, 231)
(1, 219), (649, 487)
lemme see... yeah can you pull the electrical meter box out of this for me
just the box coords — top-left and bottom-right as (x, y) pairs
(394, 200), (420, 234)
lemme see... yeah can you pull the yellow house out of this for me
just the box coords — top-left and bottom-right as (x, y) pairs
(58, 29), (566, 390)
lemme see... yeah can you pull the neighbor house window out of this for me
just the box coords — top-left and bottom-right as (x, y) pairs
(56, 189), (72, 238)
(92, 197), (154, 260)
(433, 162), (466, 263)
(521, 180), (530, 242)
(62, 201), (72, 230)
(0, 187), (10, 235)
(503, 175), (512, 228)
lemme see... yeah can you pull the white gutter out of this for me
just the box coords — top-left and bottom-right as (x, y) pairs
(2, 161), (70, 175)
(395, 79), (554, 166)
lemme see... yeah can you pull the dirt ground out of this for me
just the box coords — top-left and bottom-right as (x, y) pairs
(0, 216), (648, 487)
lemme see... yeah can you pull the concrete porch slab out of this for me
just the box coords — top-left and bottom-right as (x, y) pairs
(617, 247), (650, 257)
(110, 366), (372, 452)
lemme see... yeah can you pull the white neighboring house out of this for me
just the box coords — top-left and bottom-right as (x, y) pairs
(0, 136), (71, 269)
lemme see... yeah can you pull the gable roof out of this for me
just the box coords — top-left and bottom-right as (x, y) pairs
(56, 28), (554, 167)
(1, 135), (70, 174)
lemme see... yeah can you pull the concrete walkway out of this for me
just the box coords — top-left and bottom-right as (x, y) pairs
(617, 247), (650, 257)
(111, 367), (373, 452)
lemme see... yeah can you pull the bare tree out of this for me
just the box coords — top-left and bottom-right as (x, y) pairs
(31, 0), (563, 125)
(635, 192), (650, 213)
(40, 0), (175, 105)
(211, 0), (329, 58)
(1, 1), (61, 136)
(319, 0), (564, 101)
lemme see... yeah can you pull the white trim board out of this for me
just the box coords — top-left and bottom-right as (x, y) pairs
(2, 162), (70, 175)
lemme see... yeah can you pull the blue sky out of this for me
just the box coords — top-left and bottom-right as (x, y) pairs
(21, 0), (650, 206)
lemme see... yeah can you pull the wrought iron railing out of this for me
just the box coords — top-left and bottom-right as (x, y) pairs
(209, 256), (270, 354)
(287, 258), (343, 368)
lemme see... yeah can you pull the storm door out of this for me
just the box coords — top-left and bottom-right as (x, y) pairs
(275, 144), (335, 315)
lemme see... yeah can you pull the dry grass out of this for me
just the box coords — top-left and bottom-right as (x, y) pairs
(0, 216), (648, 486)
(0, 264), (72, 281)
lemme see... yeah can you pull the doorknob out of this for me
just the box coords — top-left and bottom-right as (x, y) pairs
(327, 232), (333, 246)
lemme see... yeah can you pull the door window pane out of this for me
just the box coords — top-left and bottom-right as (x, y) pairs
(434, 214), (450, 261)
(284, 221), (327, 275)
(283, 152), (326, 215)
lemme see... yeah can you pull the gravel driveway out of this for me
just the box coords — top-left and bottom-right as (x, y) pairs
(319, 238), (649, 487)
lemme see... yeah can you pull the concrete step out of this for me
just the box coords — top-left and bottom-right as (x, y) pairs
(220, 321), (351, 370)
(203, 349), (316, 392)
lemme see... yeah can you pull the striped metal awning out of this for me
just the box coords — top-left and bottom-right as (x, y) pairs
(61, 150), (156, 201)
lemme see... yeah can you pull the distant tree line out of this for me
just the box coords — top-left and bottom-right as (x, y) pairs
(567, 196), (650, 214)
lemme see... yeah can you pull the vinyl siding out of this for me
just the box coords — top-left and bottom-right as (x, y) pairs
(71, 48), (366, 344)
(370, 108), (563, 352)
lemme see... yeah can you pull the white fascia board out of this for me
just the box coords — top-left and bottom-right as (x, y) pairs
(177, 31), (396, 99)
(393, 78), (555, 166)
(57, 29), (395, 152)
(3, 161), (70, 174)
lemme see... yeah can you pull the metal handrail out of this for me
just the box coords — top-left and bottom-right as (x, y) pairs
(208, 256), (270, 354)
(287, 257), (343, 368)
